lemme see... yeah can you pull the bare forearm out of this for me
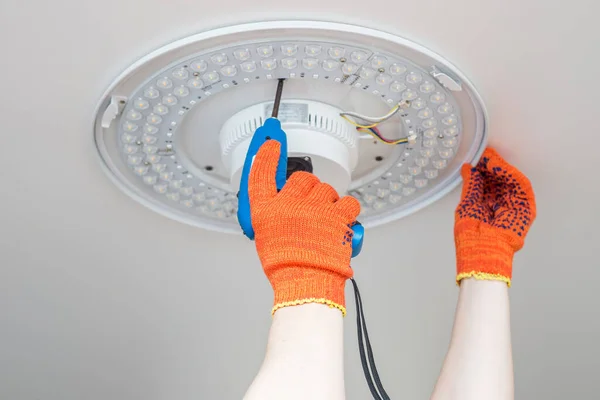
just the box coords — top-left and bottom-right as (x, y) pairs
(431, 278), (514, 400)
(244, 303), (346, 400)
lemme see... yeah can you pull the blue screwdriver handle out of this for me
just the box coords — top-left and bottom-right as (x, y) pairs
(237, 118), (364, 257)
(237, 118), (288, 240)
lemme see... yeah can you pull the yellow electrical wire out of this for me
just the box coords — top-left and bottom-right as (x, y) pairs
(340, 104), (401, 129)
(341, 103), (409, 145)
(341, 115), (380, 129)
(357, 128), (409, 145)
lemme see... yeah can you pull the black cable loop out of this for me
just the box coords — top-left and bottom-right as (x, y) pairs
(351, 278), (391, 400)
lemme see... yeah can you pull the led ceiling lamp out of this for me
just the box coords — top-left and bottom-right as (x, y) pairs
(93, 21), (488, 233)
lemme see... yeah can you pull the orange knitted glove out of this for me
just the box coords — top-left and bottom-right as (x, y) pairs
(249, 140), (361, 315)
(455, 148), (536, 286)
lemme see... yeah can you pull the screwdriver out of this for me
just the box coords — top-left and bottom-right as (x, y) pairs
(271, 78), (286, 118)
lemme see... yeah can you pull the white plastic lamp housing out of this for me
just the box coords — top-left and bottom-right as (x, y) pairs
(220, 100), (358, 194)
(93, 21), (488, 233)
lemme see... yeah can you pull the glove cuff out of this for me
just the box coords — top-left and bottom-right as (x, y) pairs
(269, 266), (351, 316)
(455, 229), (515, 286)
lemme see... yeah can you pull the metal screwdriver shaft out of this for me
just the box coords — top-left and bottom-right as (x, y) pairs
(271, 79), (286, 118)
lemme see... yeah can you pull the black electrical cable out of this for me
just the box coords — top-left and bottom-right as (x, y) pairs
(351, 277), (391, 400)
(357, 279), (391, 400)
(352, 277), (383, 400)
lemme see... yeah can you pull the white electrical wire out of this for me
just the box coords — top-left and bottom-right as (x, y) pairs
(339, 100), (409, 123)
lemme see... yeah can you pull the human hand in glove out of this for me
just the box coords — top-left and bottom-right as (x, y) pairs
(454, 148), (537, 286)
(249, 140), (361, 315)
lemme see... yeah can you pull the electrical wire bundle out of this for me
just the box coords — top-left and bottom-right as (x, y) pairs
(339, 101), (412, 146)
(357, 126), (408, 145)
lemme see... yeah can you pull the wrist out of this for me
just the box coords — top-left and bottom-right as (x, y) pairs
(455, 229), (515, 286)
(269, 265), (351, 316)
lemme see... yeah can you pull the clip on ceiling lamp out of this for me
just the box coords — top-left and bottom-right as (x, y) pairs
(93, 21), (488, 233)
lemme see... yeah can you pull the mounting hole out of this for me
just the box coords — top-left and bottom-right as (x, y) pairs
(205, 165), (214, 171)
(286, 156), (313, 179)
(375, 156), (384, 162)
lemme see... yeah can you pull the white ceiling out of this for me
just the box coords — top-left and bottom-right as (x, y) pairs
(1, 1), (598, 399)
